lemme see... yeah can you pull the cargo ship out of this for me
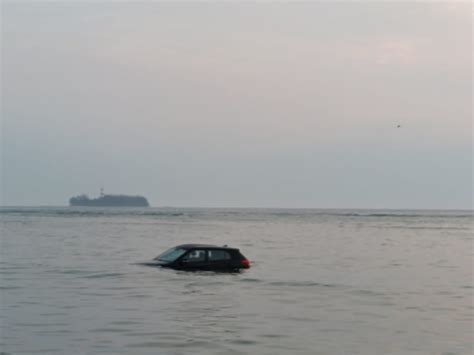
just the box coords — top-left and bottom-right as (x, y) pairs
(69, 189), (149, 207)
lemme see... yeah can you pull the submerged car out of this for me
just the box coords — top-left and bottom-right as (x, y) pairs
(144, 244), (250, 271)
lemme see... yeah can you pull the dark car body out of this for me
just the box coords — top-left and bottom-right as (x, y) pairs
(144, 244), (250, 272)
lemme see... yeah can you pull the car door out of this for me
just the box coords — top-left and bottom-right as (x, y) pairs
(207, 249), (232, 270)
(179, 249), (209, 270)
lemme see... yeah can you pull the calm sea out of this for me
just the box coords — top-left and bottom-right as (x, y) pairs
(0, 207), (472, 355)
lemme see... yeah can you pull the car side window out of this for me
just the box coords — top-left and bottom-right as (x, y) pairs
(182, 250), (206, 262)
(208, 250), (231, 261)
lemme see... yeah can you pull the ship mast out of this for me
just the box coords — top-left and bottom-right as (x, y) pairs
(100, 187), (104, 197)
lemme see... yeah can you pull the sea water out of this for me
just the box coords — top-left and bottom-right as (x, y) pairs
(0, 207), (472, 354)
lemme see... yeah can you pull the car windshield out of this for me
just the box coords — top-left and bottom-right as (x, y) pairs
(154, 248), (187, 262)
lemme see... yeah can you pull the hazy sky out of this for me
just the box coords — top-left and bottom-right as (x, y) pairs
(2, 1), (472, 208)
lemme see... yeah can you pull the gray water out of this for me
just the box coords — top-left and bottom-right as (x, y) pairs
(1, 207), (472, 355)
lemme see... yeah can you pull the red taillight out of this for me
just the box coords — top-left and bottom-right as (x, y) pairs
(240, 258), (250, 268)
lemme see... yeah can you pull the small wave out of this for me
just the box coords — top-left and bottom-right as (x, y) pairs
(240, 278), (263, 283)
(370, 226), (471, 231)
(0, 207), (185, 218)
(122, 331), (175, 337)
(254, 210), (473, 219)
(267, 281), (338, 288)
(258, 333), (286, 338)
(0, 286), (23, 290)
(82, 272), (124, 279)
(57, 269), (90, 275)
(125, 340), (211, 349)
(89, 328), (129, 333)
(1, 207), (471, 219)
(109, 320), (143, 326)
(349, 289), (387, 297)
(14, 322), (69, 327)
(230, 339), (258, 345)
(77, 292), (115, 296)
(338, 213), (473, 218)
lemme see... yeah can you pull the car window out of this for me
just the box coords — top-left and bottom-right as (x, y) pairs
(154, 248), (187, 262)
(208, 250), (231, 261)
(182, 250), (206, 262)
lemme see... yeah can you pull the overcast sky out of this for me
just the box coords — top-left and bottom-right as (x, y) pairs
(1, 1), (472, 209)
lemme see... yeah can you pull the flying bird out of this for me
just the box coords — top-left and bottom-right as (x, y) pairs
(397, 125), (401, 128)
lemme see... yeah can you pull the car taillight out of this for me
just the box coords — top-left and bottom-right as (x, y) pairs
(240, 258), (250, 268)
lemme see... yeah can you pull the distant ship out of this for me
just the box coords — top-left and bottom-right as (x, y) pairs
(69, 189), (149, 207)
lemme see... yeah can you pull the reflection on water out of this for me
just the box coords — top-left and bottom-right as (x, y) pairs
(1, 208), (473, 354)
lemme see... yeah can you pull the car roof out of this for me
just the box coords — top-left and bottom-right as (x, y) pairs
(176, 244), (239, 251)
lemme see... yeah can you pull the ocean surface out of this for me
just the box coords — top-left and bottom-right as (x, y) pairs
(0, 207), (472, 355)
